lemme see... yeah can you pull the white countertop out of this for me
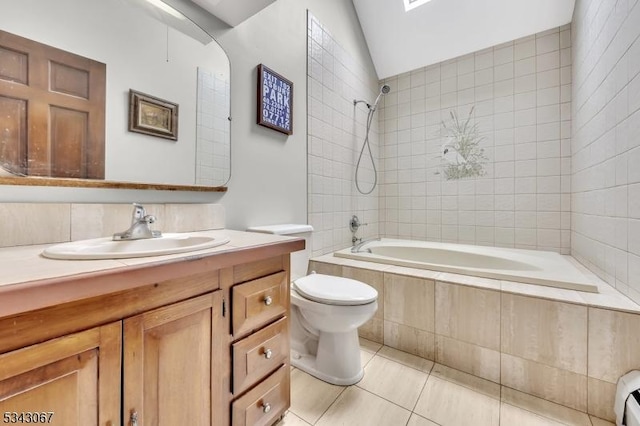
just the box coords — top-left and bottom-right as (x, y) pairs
(0, 229), (298, 290)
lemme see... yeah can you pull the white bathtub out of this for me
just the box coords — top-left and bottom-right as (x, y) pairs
(334, 239), (598, 293)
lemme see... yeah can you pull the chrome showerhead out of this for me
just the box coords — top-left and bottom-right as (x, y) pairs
(370, 84), (391, 111)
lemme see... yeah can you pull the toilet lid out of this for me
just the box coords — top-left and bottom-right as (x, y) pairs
(293, 274), (378, 306)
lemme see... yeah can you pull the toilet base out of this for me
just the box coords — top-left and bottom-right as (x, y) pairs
(290, 328), (364, 386)
(291, 349), (364, 386)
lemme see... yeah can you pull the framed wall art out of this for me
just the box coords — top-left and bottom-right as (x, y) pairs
(257, 64), (293, 135)
(128, 89), (179, 140)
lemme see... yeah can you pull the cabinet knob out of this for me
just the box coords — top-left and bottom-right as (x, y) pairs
(263, 295), (273, 306)
(262, 402), (271, 414)
(264, 348), (273, 359)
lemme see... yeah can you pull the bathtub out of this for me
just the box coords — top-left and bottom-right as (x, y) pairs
(334, 239), (598, 293)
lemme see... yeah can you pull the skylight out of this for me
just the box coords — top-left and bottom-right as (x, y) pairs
(403, 0), (433, 12)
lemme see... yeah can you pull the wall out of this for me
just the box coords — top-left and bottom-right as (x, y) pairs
(571, 0), (640, 305)
(208, 0), (377, 232)
(380, 26), (572, 254)
(306, 13), (381, 256)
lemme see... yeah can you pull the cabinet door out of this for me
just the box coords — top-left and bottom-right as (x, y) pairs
(0, 322), (121, 426)
(123, 291), (226, 426)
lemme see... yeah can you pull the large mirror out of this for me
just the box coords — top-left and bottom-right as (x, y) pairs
(0, 0), (230, 190)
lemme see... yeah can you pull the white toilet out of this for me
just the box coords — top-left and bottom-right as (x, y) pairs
(247, 224), (378, 385)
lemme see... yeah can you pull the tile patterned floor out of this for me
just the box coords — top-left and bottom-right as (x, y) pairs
(277, 339), (615, 426)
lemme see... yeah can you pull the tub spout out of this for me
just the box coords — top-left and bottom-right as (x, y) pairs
(351, 237), (380, 253)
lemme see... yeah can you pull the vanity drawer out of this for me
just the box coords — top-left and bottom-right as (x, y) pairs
(232, 365), (289, 426)
(232, 271), (288, 336)
(232, 316), (288, 394)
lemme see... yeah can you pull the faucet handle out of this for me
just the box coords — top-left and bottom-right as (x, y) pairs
(131, 203), (146, 221)
(350, 215), (368, 232)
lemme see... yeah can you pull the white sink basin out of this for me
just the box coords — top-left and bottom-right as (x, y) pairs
(42, 233), (230, 260)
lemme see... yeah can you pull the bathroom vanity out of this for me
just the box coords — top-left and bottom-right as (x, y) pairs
(0, 230), (303, 426)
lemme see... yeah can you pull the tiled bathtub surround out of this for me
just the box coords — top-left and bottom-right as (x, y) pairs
(379, 26), (572, 254)
(571, 0), (640, 306)
(309, 254), (640, 422)
(0, 203), (225, 247)
(307, 13), (380, 257)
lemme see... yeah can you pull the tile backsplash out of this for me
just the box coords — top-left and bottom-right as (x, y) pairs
(0, 203), (225, 248)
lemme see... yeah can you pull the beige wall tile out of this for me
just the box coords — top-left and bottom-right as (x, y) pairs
(501, 294), (587, 374)
(70, 203), (164, 240)
(384, 321), (435, 360)
(163, 203), (225, 231)
(587, 377), (615, 422)
(501, 354), (587, 411)
(344, 267), (384, 319)
(435, 282), (501, 350)
(588, 308), (640, 383)
(384, 273), (435, 332)
(430, 363), (501, 400)
(0, 203), (70, 247)
(358, 355), (429, 410)
(501, 387), (591, 426)
(435, 335), (500, 383)
(358, 317), (383, 343)
(308, 261), (342, 276)
(589, 416), (615, 426)
(315, 387), (411, 426)
(289, 368), (345, 424)
(414, 375), (500, 426)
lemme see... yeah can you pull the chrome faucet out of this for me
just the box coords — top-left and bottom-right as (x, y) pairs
(351, 237), (380, 253)
(113, 203), (162, 241)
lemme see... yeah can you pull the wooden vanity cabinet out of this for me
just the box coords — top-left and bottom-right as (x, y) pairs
(0, 240), (301, 426)
(0, 322), (122, 426)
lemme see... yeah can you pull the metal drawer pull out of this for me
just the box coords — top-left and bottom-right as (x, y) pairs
(130, 411), (138, 426)
(264, 348), (273, 359)
(263, 295), (273, 306)
(262, 402), (271, 414)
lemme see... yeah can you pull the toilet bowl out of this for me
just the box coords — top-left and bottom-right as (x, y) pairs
(246, 224), (379, 385)
(290, 273), (378, 385)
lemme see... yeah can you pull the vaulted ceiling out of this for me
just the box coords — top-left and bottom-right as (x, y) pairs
(352, 0), (576, 79)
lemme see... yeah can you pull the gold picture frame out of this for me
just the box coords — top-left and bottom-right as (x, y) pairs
(128, 89), (178, 140)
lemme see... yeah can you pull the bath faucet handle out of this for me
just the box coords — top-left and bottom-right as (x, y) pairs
(349, 215), (368, 233)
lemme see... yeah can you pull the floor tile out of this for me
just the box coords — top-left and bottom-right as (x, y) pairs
(407, 413), (439, 426)
(377, 345), (435, 373)
(316, 386), (411, 426)
(501, 386), (591, 426)
(275, 411), (312, 426)
(357, 355), (429, 410)
(289, 368), (345, 424)
(589, 416), (615, 426)
(360, 337), (381, 368)
(500, 403), (565, 425)
(430, 363), (501, 399)
(414, 375), (500, 426)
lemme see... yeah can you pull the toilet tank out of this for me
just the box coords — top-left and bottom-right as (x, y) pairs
(246, 224), (313, 281)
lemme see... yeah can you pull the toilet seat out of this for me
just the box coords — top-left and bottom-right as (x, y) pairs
(293, 274), (377, 306)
